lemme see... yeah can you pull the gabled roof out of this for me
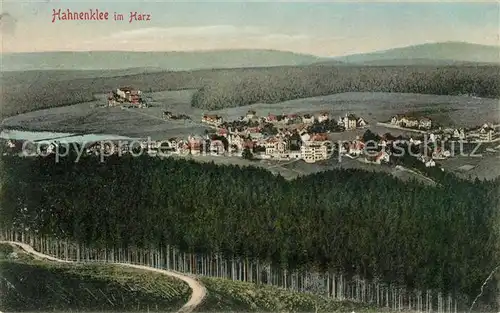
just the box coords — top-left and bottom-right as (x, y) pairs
(310, 133), (328, 142)
(210, 140), (224, 146)
(203, 114), (221, 119)
(118, 86), (134, 92)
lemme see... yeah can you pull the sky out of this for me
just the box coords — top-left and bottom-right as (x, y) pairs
(0, 1), (498, 56)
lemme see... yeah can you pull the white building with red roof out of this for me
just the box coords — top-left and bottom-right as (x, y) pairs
(301, 133), (332, 163)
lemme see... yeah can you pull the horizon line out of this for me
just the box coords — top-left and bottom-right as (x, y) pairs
(1, 41), (498, 58)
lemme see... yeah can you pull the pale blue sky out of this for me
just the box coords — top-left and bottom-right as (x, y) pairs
(1, 1), (498, 55)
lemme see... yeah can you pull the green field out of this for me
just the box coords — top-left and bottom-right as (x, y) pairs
(0, 244), (376, 313)
(196, 276), (376, 313)
(0, 244), (190, 312)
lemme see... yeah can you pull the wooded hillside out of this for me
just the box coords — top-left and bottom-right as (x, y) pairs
(191, 65), (500, 109)
(2, 65), (498, 118)
(0, 152), (499, 309)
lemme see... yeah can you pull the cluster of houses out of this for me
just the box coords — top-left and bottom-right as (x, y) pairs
(108, 87), (146, 107)
(418, 123), (499, 143)
(81, 110), (353, 163)
(337, 131), (455, 168)
(442, 123), (499, 143)
(201, 111), (368, 131)
(390, 115), (433, 130)
(389, 114), (499, 143)
(338, 114), (368, 130)
(195, 110), (371, 162)
(78, 130), (333, 163)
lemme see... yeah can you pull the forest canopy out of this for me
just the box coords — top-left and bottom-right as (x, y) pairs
(190, 65), (500, 109)
(2, 65), (499, 118)
(0, 152), (499, 308)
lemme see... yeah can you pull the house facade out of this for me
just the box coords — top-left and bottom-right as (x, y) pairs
(264, 138), (288, 158)
(357, 118), (367, 127)
(339, 114), (362, 130)
(209, 140), (225, 155)
(479, 128), (495, 142)
(116, 87), (142, 104)
(202, 114), (224, 126)
(246, 110), (256, 119)
(302, 114), (315, 124)
(391, 115), (431, 129)
(404, 118), (419, 128)
(419, 118), (432, 129)
(318, 112), (329, 123)
(301, 141), (332, 163)
(390, 115), (403, 125)
(266, 114), (278, 123)
(348, 140), (365, 156)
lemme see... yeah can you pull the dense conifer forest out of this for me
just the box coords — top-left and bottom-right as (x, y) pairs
(1, 150), (499, 309)
(191, 65), (500, 109)
(2, 65), (499, 117)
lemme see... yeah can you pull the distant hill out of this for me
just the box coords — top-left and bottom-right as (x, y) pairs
(333, 42), (500, 65)
(356, 58), (499, 66)
(1, 50), (322, 71)
(320, 58), (499, 67)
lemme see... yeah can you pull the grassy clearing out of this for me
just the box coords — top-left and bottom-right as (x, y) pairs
(0, 244), (190, 312)
(0, 244), (377, 313)
(196, 277), (376, 313)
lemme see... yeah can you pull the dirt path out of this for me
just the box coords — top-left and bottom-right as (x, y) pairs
(1, 240), (206, 313)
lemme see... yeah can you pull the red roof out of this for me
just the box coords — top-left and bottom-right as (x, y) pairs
(310, 133), (328, 141)
(350, 141), (365, 150)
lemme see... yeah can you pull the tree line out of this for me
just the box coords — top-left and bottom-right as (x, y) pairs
(0, 150), (499, 309)
(191, 65), (500, 109)
(3, 65), (499, 118)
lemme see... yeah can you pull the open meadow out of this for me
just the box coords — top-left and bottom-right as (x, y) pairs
(3, 91), (498, 136)
(0, 244), (191, 312)
(0, 243), (376, 313)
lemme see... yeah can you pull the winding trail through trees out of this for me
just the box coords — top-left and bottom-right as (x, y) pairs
(1, 241), (207, 313)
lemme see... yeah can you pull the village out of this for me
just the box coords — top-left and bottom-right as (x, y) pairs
(81, 110), (368, 164)
(5, 108), (499, 172)
(383, 114), (500, 143)
(3, 86), (499, 177)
